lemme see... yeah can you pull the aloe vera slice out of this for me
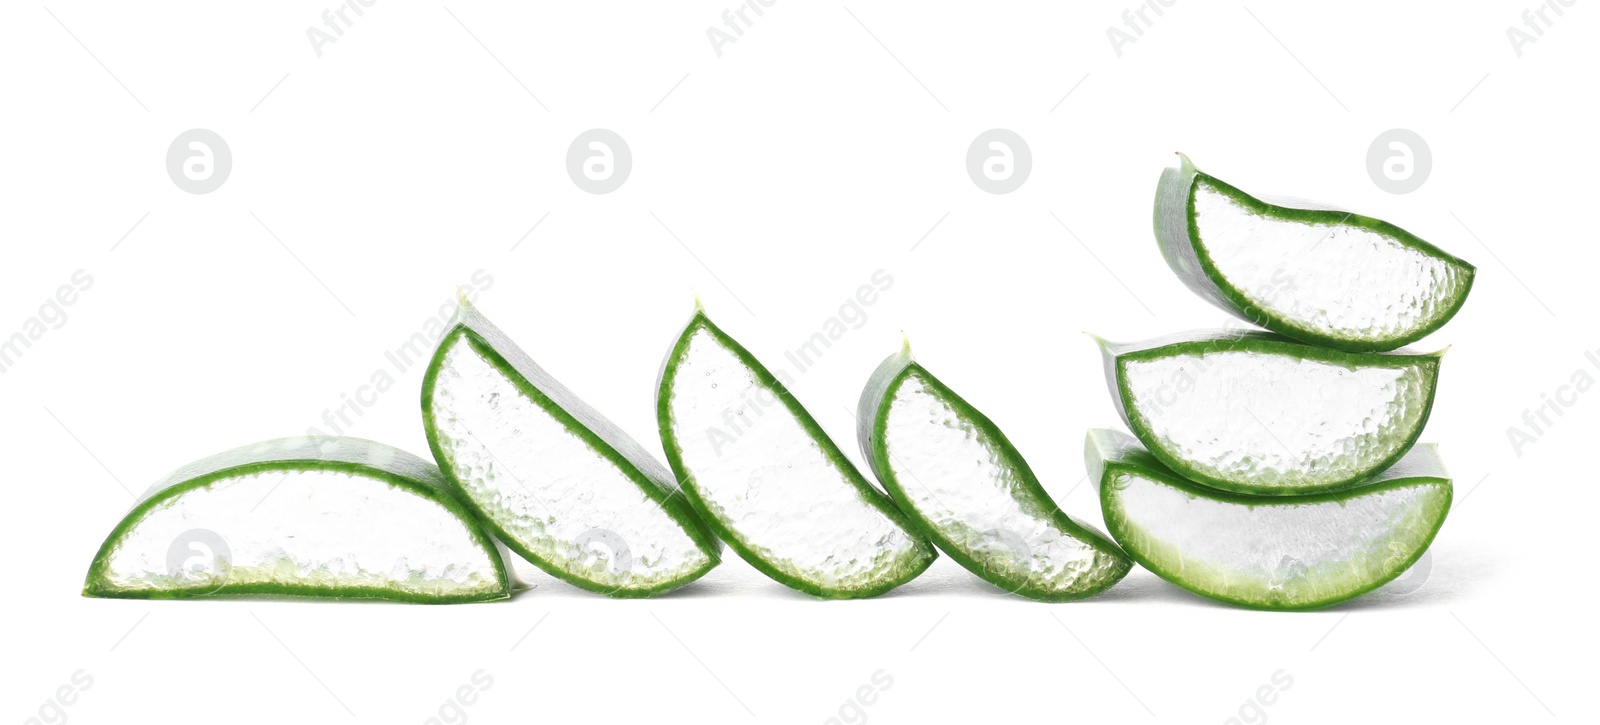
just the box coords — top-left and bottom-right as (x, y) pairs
(656, 307), (936, 598)
(1085, 429), (1450, 610)
(422, 299), (719, 598)
(857, 340), (1130, 601)
(1096, 329), (1440, 494)
(1155, 154), (1474, 352)
(83, 437), (512, 603)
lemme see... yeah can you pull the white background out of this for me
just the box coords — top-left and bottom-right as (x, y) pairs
(3, 2), (1593, 723)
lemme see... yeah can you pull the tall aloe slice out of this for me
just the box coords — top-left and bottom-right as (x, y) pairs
(1096, 329), (1441, 495)
(1155, 154), (1474, 352)
(83, 437), (512, 603)
(1086, 429), (1450, 610)
(857, 340), (1130, 601)
(657, 306), (936, 598)
(422, 298), (720, 598)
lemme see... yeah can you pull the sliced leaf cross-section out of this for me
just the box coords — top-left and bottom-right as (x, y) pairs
(1097, 329), (1441, 494)
(83, 437), (512, 603)
(858, 342), (1130, 600)
(1154, 154), (1474, 351)
(422, 299), (721, 598)
(1086, 429), (1451, 610)
(657, 309), (936, 598)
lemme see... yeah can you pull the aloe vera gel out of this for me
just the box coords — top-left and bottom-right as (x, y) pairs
(1077, 156), (1472, 609)
(657, 306), (936, 598)
(80, 153), (1476, 609)
(83, 437), (512, 603)
(1155, 154), (1474, 352)
(1086, 430), (1449, 610)
(1097, 330), (1441, 494)
(859, 340), (1130, 600)
(423, 298), (720, 597)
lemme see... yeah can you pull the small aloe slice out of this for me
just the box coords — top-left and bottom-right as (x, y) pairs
(83, 437), (512, 603)
(1155, 154), (1474, 352)
(857, 339), (1130, 600)
(657, 306), (936, 598)
(422, 298), (720, 598)
(1086, 429), (1451, 610)
(1096, 329), (1441, 494)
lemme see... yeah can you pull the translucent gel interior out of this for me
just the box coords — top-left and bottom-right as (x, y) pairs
(882, 374), (1122, 593)
(1125, 350), (1429, 488)
(103, 469), (500, 596)
(666, 327), (925, 590)
(1107, 470), (1446, 606)
(429, 335), (710, 590)
(1194, 180), (1468, 342)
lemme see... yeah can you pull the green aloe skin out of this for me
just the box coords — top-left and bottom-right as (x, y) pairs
(83, 437), (513, 604)
(87, 147), (1479, 609)
(1154, 154), (1475, 352)
(858, 339), (1130, 601)
(1095, 329), (1442, 495)
(1086, 429), (1451, 611)
(657, 306), (936, 599)
(422, 298), (721, 598)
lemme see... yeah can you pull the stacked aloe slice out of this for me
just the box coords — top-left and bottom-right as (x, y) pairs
(1085, 155), (1474, 609)
(80, 154), (1474, 608)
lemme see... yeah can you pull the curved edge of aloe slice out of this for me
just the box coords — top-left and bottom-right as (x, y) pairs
(1086, 428), (1451, 611)
(655, 308), (936, 599)
(421, 298), (721, 599)
(1154, 154), (1475, 352)
(1095, 329), (1442, 494)
(83, 437), (513, 604)
(857, 340), (1130, 601)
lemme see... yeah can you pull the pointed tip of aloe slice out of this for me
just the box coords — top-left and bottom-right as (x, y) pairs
(454, 288), (485, 328)
(451, 288), (488, 332)
(1175, 151), (1196, 174)
(899, 331), (914, 361)
(691, 289), (706, 314)
(1085, 332), (1116, 353)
